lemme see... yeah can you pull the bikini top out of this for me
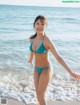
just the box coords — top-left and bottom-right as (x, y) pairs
(30, 37), (48, 54)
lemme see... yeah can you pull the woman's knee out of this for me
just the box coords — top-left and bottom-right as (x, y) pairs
(36, 90), (45, 100)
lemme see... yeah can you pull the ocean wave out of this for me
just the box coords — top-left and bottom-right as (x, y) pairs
(0, 73), (80, 104)
(49, 17), (80, 24)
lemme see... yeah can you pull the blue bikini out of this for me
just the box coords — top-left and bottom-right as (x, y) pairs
(30, 40), (48, 54)
(30, 37), (50, 74)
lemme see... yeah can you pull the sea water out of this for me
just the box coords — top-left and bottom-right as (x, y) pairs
(0, 5), (80, 104)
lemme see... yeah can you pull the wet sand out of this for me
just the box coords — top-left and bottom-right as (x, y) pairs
(0, 97), (80, 105)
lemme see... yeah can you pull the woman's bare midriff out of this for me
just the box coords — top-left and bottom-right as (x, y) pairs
(35, 53), (50, 67)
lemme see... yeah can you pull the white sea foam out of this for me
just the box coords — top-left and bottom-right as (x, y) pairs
(0, 72), (80, 104)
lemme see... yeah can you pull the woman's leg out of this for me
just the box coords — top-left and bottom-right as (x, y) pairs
(36, 68), (53, 105)
(34, 69), (40, 105)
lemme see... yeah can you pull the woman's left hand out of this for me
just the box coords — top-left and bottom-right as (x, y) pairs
(70, 72), (80, 80)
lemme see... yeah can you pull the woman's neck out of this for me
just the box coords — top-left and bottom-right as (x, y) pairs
(37, 32), (45, 39)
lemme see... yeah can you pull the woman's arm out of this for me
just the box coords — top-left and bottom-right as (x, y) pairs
(47, 38), (80, 80)
(28, 52), (35, 65)
(28, 38), (35, 65)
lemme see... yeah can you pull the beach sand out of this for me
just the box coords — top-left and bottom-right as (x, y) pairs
(0, 97), (80, 105)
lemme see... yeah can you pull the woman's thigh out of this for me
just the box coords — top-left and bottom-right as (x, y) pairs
(37, 68), (53, 94)
(34, 69), (40, 92)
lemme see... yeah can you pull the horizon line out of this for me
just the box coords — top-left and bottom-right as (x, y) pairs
(0, 4), (80, 8)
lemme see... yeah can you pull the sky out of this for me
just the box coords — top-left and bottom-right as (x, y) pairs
(0, 0), (80, 7)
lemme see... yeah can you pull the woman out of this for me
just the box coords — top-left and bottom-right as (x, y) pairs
(28, 15), (80, 105)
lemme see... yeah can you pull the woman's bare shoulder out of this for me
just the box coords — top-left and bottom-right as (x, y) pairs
(29, 37), (35, 43)
(45, 35), (53, 43)
(29, 38), (33, 43)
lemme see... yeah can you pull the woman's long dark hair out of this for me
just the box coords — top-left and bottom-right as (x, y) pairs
(30, 15), (48, 39)
(30, 33), (37, 39)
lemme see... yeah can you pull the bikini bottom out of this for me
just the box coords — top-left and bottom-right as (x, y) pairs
(35, 66), (51, 74)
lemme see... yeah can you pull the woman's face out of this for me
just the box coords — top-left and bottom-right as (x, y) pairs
(34, 19), (47, 34)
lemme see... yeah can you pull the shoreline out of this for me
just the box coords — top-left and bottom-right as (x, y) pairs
(0, 97), (80, 105)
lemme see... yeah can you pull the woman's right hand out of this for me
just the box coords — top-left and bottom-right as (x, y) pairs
(28, 60), (33, 66)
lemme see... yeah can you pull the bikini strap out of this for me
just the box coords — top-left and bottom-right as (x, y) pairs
(42, 35), (46, 46)
(42, 35), (45, 43)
